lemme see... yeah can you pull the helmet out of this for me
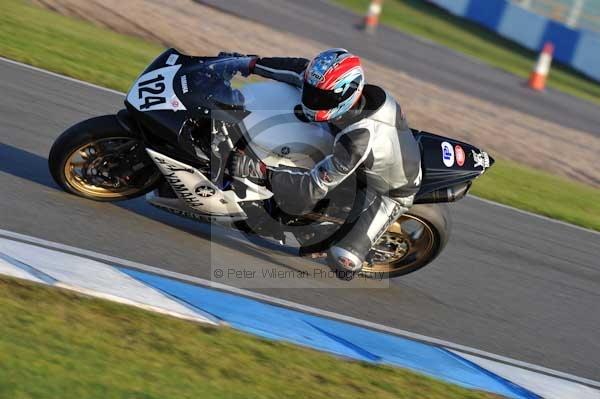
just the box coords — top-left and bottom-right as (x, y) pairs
(301, 49), (365, 122)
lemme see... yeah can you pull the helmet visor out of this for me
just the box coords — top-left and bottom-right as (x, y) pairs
(302, 82), (356, 110)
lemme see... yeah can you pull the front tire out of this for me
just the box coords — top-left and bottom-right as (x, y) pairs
(48, 115), (161, 201)
(361, 204), (451, 279)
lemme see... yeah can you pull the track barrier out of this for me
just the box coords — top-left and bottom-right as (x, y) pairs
(427, 0), (600, 83)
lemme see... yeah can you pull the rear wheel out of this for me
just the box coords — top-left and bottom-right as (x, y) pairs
(361, 204), (451, 278)
(48, 115), (161, 201)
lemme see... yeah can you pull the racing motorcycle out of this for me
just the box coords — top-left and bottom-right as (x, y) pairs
(48, 49), (494, 279)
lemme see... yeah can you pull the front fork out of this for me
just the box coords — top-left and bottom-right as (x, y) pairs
(177, 117), (235, 188)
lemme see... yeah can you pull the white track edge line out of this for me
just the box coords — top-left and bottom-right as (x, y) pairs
(468, 195), (600, 236)
(0, 56), (125, 96)
(0, 228), (598, 389)
(1, 56), (597, 236)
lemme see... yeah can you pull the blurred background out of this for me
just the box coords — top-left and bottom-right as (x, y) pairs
(515, 0), (600, 31)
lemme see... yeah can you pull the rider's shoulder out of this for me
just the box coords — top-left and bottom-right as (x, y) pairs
(362, 84), (388, 108)
(362, 85), (399, 127)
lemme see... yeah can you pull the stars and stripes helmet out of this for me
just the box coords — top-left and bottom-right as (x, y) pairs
(301, 49), (365, 122)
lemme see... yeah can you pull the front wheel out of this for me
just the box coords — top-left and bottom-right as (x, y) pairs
(48, 115), (162, 201)
(361, 204), (451, 279)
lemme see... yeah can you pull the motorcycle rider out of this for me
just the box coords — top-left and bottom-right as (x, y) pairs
(229, 49), (422, 278)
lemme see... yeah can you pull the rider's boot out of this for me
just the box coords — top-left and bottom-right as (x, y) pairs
(327, 192), (407, 280)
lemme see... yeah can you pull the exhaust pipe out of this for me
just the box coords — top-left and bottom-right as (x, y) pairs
(414, 182), (471, 204)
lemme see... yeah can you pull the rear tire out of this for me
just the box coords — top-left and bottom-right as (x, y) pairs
(49, 115), (161, 201)
(360, 203), (451, 279)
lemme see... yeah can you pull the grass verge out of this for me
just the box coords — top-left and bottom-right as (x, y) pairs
(1, 0), (599, 231)
(0, 276), (498, 399)
(471, 159), (600, 231)
(0, 0), (162, 92)
(335, 0), (600, 106)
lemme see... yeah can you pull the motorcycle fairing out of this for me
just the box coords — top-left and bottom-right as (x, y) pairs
(146, 149), (272, 220)
(412, 130), (495, 197)
(126, 64), (187, 113)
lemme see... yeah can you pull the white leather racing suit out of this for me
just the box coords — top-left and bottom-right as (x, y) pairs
(253, 57), (422, 272)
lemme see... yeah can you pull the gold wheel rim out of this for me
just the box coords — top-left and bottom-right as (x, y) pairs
(362, 214), (436, 275)
(63, 137), (159, 198)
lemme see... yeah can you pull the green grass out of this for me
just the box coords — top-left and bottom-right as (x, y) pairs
(471, 159), (600, 231)
(0, 276), (498, 399)
(0, 0), (162, 92)
(335, 0), (600, 105)
(0, 0), (599, 231)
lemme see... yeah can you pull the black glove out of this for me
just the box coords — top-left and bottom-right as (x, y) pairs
(218, 51), (251, 58)
(217, 52), (258, 77)
(229, 152), (267, 185)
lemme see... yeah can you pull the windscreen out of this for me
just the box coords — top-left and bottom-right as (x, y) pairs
(183, 58), (247, 110)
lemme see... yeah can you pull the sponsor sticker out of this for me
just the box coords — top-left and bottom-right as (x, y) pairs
(181, 75), (189, 94)
(310, 71), (324, 83)
(153, 157), (203, 209)
(441, 141), (454, 167)
(170, 95), (182, 111)
(166, 54), (179, 66)
(455, 145), (465, 167)
(195, 185), (216, 198)
(472, 150), (490, 169)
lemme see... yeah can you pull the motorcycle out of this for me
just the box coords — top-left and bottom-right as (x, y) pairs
(48, 49), (494, 279)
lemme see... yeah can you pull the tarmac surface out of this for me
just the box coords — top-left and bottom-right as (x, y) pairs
(1, 58), (599, 381)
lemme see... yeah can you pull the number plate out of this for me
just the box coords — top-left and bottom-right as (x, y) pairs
(127, 65), (186, 112)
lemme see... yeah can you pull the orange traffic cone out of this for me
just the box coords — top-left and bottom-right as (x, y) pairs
(362, 0), (383, 34)
(528, 42), (554, 91)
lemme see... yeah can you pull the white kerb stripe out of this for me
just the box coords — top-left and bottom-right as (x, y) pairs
(0, 238), (216, 324)
(453, 351), (600, 399)
(0, 228), (599, 389)
(0, 253), (46, 284)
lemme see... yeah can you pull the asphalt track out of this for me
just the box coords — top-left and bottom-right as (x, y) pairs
(1, 59), (600, 382)
(198, 0), (600, 136)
